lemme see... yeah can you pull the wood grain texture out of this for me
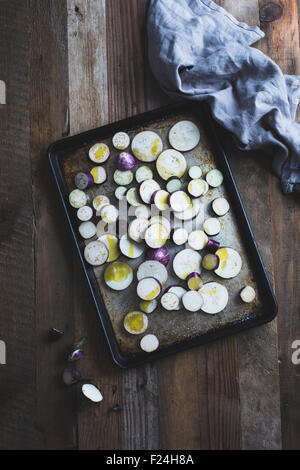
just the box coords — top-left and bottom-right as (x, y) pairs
(29, 0), (77, 450)
(258, 0), (300, 450)
(0, 0), (36, 450)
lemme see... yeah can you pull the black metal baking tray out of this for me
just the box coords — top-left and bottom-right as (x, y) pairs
(48, 102), (277, 368)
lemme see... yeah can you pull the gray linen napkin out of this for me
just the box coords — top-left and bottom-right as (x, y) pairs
(147, 0), (300, 193)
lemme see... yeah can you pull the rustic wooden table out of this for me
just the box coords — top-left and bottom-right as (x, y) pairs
(0, 0), (299, 450)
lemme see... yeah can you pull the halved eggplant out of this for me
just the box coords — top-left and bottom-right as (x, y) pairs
(156, 149), (187, 180)
(89, 143), (110, 164)
(188, 230), (208, 250)
(199, 282), (229, 314)
(137, 277), (162, 301)
(212, 197), (230, 216)
(169, 120), (200, 151)
(169, 191), (191, 212)
(139, 179), (160, 204)
(214, 247), (242, 279)
(161, 292), (179, 311)
(137, 260), (168, 285)
(90, 166), (107, 185)
(132, 131), (163, 162)
(139, 299), (158, 314)
(203, 218), (221, 236)
(123, 311), (148, 334)
(84, 240), (108, 266)
(112, 131), (130, 150)
(128, 218), (149, 243)
(140, 334), (159, 353)
(173, 249), (202, 280)
(104, 261), (133, 290)
(144, 223), (169, 249)
(98, 233), (120, 262)
(119, 235), (144, 259)
(182, 290), (204, 312)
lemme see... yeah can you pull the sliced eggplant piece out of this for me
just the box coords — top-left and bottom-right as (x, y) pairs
(240, 285), (256, 303)
(188, 179), (206, 197)
(207, 239), (220, 253)
(79, 221), (97, 240)
(117, 152), (136, 171)
(152, 190), (170, 211)
(114, 186), (127, 201)
(84, 240), (108, 266)
(90, 166), (107, 185)
(214, 247), (242, 279)
(75, 172), (94, 190)
(146, 247), (169, 266)
(123, 311), (148, 334)
(149, 215), (172, 236)
(137, 260), (168, 286)
(92, 194), (110, 213)
(113, 169), (134, 186)
(169, 191), (191, 212)
(100, 204), (119, 223)
(119, 235), (144, 259)
(161, 292), (179, 311)
(98, 233), (120, 262)
(166, 177), (182, 194)
(112, 131), (130, 150)
(135, 165), (153, 183)
(202, 253), (220, 271)
(186, 272), (203, 290)
(128, 218), (149, 243)
(174, 198), (201, 221)
(132, 131), (163, 162)
(172, 228), (189, 246)
(69, 189), (87, 209)
(212, 197), (230, 216)
(140, 334), (159, 353)
(126, 187), (142, 207)
(89, 143), (110, 164)
(167, 285), (187, 310)
(77, 205), (93, 222)
(206, 169), (223, 188)
(173, 249), (202, 280)
(139, 179), (160, 204)
(144, 223), (168, 249)
(188, 230), (208, 250)
(201, 179), (209, 195)
(169, 120), (200, 151)
(137, 277), (162, 301)
(82, 383), (103, 403)
(156, 149), (187, 180)
(135, 204), (151, 219)
(139, 299), (158, 314)
(104, 261), (133, 290)
(182, 290), (204, 312)
(199, 282), (229, 314)
(188, 166), (202, 179)
(203, 218), (221, 236)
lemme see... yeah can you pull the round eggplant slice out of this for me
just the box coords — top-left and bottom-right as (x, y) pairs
(77, 205), (93, 222)
(206, 169), (223, 188)
(182, 290), (204, 312)
(128, 218), (149, 243)
(79, 221), (97, 240)
(169, 120), (200, 151)
(69, 189), (87, 209)
(188, 179), (206, 197)
(199, 282), (229, 314)
(172, 228), (189, 246)
(145, 223), (169, 249)
(114, 186), (127, 201)
(75, 172), (94, 190)
(100, 204), (119, 223)
(119, 235), (144, 259)
(212, 197), (230, 216)
(161, 292), (179, 311)
(214, 247), (242, 279)
(166, 177), (182, 194)
(124, 311), (148, 335)
(156, 149), (187, 180)
(203, 218), (221, 236)
(137, 277), (161, 301)
(82, 383), (103, 403)
(201, 179), (209, 195)
(89, 143), (110, 164)
(90, 166), (107, 184)
(135, 165), (153, 183)
(139, 179), (160, 204)
(152, 190), (170, 211)
(140, 334), (159, 353)
(173, 249), (202, 280)
(112, 131), (130, 150)
(188, 230), (208, 250)
(188, 166), (202, 179)
(113, 169), (134, 186)
(104, 261), (133, 291)
(187, 273), (203, 291)
(135, 204), (151, 219)
(137, 260), (168, 286)
(173, 198), (201, 221)
(139, 299), (158, 314)
(126, 187), (142, 207)
(169, 191), (191, 212)
(84, 240), (109, 266)
(92, 194), (110, 213)
(149, 216), (172, 236)
(202, 253), (220, 271)
(132, 131), (163, 162)
(240, 286), (256, 303)
(167, 285), (187, 310)
(98, 233), (120, 262)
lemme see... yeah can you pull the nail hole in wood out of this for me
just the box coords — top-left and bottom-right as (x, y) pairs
(259, 2), (283, 23)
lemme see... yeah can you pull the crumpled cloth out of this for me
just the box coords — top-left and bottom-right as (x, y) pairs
(147, 0), (300, 193)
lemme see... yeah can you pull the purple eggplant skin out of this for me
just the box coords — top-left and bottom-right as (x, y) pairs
(63, 368), (92, 386)
(146, 247), (170, 266)
(186, 272), (201, 281)
(150, 190), (160, 205)
(68, 348), (84, 362)
(207, 239), (220, 253)
(117, 152), (136, 171)
(75, 172), (94, 190)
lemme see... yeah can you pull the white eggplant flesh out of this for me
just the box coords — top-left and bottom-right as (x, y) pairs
(139, 179), (160, 204)
(144, 223), (168, 249)
(100, 204), (119, 223)
(104, 261), (133, 290)
(112, 131), (130, 150)
(131, 131), (163, 162)
(169, 191), (191, 212)
(161, 292), (179, 311)
(128, 218), (149, 243)
(206, 169), (223, 188)
(182, 290), (204, 312)
(201, 179), (209, 195)
(79, 221), (97, 240)
(135, 165), (153, 183)
(172, 228), (189, 246)
(199, 282), (229, 314)
(140, 334), (159, 353)
(240, 285), (256, 303)
(168, 285), (187, 310)
(123, 311), (148, 335)
(188, 166), (202, 179)
(214, 247), (242, 279)
(92, 194), (110, 213)
(166, 177), (182, 194)
(126, 187), (142, 207)
(115, 186), (127, 201)
(149, 216), (172, 235)
(169, 120), (200, 151)
(156, 149), (187, 180)
(139, 299), (158, 314)
(77, 205), (93, 222)
(188, 230), (208, 250)
(174, 198), (201, 221)
(89, 143), (110, 164)
(188, 179), (206, 197)
(137, 277), (161, 301)
(212, 197), (230, 216)
(203, 218), (221, 236)
(113, 169), (134, 186)
(173, 249), (202, 280)
(69, 189), (87, 209)
(137, 260), (168, 285)
(153, 190), (170, 211)
(97, 233), (120, 262)
(84, 240), (108, 266)
(119, 235), (144, 259)
(82, 383), (103, 403)
(90, 166), (107, 184)
(135, 204), (151, 219)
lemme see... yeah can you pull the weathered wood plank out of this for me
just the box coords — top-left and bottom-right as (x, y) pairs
(257, 0), (300, 450)
(0, 0), (36, 450)
(29, 0), (77, 449)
